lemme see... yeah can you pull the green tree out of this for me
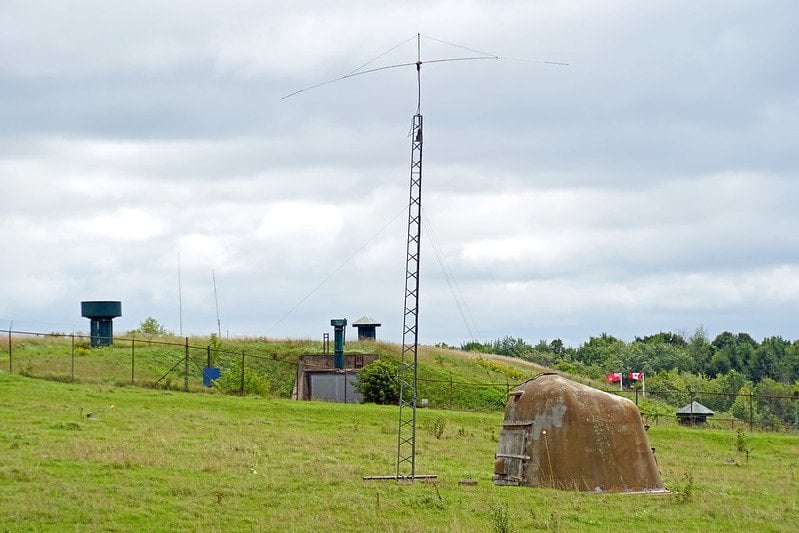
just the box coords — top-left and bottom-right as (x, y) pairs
(730, 383), (757, 424)
(750, 338), (783, 383)
(754, 378), (791, 427)
(707, 350), (732, 377)
(710, 332), (759, 378)
(637, 331), (688, 348)
(645, 370), (692, 406)
(132, 317), (170, 336)
(354, 360), (399, 405)
(576, 333), (625, 366)
(490, 336), (534, 358)
(779, 342), (799, 383)
(460, 341), (490, 353)
(711, 331), (737, 351)
(687, 327), (714, 376)
(713, 370), (747, 411)
(549, 338), (565, 355)
(618, 340), (694, 375)
(733, 343), (756, 375)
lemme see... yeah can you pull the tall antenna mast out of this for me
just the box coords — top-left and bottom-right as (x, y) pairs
(212, 269), (222, 339)
(416, 33), (422, 114)
(284, 34), (566, 482)
(177, 252), (183, 337)
(396, 32), (424, 481)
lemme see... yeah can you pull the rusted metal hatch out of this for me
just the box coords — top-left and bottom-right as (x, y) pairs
(494, 373), (666, 493)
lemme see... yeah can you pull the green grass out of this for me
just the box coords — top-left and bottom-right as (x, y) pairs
(0, 335), (548, 408)
(1, 372), (797, 531)
(0, 334), (779, 429)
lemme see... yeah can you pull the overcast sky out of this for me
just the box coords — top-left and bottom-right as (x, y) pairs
(2, 1), (798, 347)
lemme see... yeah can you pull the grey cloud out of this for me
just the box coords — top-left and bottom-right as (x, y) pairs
(2, 1), (798, 347)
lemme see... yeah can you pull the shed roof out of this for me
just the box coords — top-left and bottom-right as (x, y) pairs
(676, 401), (714, 416)
(352, 315), (381, 327)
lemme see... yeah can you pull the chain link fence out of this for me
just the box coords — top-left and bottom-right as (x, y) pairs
(3, 328), (798, 432)
(1, 329), (297, 397)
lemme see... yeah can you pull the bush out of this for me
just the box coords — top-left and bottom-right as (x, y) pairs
(427, 417), (446, 439)
(128, 317), (172, 337)
(355, 360), (399, 405)
(214, 361), (271, 396)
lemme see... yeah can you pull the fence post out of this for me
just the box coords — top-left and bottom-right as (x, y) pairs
(7, 328), (11, 373)
(635, 387), (639, 406)
(184, 337), (189, 392)
(748, 391), (754, 432)
(240, 353), (246, 396)
(71, 334), (75, 381)
(131, 338), (135, 385)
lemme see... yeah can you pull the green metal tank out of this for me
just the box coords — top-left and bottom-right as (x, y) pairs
(81, 301), (122, 347)
(330, 318), (347, 369)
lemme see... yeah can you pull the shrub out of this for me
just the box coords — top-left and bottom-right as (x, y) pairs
(128, 317), (171, 337)
(427, 417), (446, 439)
(474, 357), (525, 380)
(355, 360), (399, 405)
(489, 502), (511, 533)
(214, 361), (271, 396)
(734, 429), (752, 461)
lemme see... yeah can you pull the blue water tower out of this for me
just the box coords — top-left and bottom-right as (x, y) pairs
(81, 301), (122, 347)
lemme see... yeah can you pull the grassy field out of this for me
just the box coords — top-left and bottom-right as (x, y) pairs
(1, 371), (797, 532)
(0, 334), (553, 409)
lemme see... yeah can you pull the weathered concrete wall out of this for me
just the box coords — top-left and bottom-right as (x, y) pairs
(494, 374), (665, 493)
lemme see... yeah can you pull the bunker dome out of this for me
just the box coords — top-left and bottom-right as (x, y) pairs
(494, 373), (665, 493)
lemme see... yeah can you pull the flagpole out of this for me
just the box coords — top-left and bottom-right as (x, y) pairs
(642, 372), (645, 397)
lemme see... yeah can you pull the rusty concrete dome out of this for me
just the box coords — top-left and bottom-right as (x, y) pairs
(494, 373), (666, 493)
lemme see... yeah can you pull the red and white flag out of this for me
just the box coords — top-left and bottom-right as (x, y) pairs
(628, 372), (644, 381)
(606, 372), (622, 383)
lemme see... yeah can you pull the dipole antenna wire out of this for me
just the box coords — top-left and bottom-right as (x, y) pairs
(421, 33), (570, 65)
(282, 33), (568, 101)
(421, 208), (481, 341)
(264, 204), (408, 334)
(347, 34), (419, 76)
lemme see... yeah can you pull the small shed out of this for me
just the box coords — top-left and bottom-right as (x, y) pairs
(352, 315), (381, 341)
(676, 401), (714, 426)
(293, 354), (379, 403)
(494, 374), (665, 493)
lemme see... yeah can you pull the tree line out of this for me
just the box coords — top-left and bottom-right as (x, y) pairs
(461, 328), (799, 428)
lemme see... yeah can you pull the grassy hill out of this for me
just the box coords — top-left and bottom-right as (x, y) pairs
(1, 333), (763, 427)
(1, 372), (798, 531)
(2, 335), (554, 409)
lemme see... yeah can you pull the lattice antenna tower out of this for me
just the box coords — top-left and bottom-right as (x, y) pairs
(397, 35), (424, 483)
(284, 34), (566, 482)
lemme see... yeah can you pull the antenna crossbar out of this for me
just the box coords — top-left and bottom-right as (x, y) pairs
(281, 33), (568, 100)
